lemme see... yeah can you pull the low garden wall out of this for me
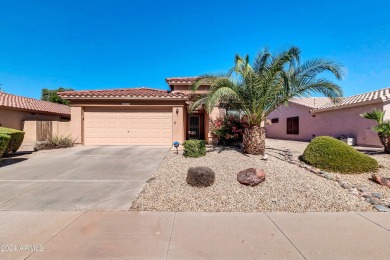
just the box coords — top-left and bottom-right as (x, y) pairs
(23, 121), (71, 143)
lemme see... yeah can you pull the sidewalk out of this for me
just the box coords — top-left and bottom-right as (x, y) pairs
(0, 211), (389, 259)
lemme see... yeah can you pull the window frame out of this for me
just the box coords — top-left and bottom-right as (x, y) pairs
(287, 116), (299, 135)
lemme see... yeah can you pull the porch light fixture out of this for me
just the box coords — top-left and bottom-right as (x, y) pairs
(173, 141), (180, 154)
(176, 108), (179, 115)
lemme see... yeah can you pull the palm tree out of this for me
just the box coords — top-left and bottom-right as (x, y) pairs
(190, 47), (344, 155)
(361, 109), (390, 153)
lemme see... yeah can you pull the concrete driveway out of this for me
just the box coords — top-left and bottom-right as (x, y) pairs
(0, 146), (168, 210)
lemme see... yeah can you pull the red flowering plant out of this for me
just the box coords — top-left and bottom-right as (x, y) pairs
(210, 115), (247, 145)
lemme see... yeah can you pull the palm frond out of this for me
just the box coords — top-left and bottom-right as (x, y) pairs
(191, 47), (343, 127)
(374, 121), (390, 135)
(191, 74), (227, 92)
(361, 109), (384, 124)
(296, 59), (344, 80)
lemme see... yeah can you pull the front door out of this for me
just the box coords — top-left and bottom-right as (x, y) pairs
(188, 115), (200, 139)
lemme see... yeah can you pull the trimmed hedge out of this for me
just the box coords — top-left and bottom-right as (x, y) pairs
(0, 134), (11, 159)
(183, 140), (206, 158)
(0, 127), (25, 154)
(303, 136), (378, 174)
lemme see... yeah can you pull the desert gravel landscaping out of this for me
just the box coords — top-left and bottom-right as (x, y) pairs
(268, 139), (390, 201)
(131, 139), (390, 212)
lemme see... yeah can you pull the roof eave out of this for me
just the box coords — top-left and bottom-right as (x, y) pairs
(288, 101), (317, 109)
(59, 96), (188, 101)
(0, 105), (70, 116)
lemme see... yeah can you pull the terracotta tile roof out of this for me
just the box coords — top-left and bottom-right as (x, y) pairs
(0, 92), (70, 116)
(58, 87), (188, 99)
(165, 77), (199, 85)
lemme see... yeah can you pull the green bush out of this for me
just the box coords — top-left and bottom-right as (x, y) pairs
(302, 136), (378, 173)
(0, 127), (25, 154)
(183, 140), (206, 158)
(0, 134), (11, 159)
(35, 135), (76, 150)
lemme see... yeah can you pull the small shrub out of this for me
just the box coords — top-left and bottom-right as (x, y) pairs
(211, 115), (246, 145)
(0, 127), (25, 154)
(35, 135), (76, 150)
(0, 134), (11, 159)
(186, 166), (215, 187)
(302, 136), (378, 173)
(183, 139), (206, 158)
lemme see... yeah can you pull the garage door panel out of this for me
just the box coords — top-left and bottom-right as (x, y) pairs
(84, 108), (172, 145)
(137, 137), (171, 143)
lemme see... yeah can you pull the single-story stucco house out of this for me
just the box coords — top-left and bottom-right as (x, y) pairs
(266, 88), (390, 147)
(58, 77), (225, 146)
(58, 76), (390, 148)
(0, 91), (71, 130)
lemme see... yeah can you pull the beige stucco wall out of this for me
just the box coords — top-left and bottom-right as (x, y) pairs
(172, 106), (185, 144)
(22, 121), (71, 143)
(384, 100), (390, 121)
(0, 108), (64, 130)
(266, 102), (383, 147)
(23, 121), (37, 143)
(205, 107), (226, 144)
(71, 106), (83, 144)
(53, 121), (72, 138)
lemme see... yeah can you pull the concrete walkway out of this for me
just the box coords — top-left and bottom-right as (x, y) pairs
(0, 211), (389, 259)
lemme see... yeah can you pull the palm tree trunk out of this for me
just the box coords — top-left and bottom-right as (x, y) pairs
(379, 134), (390, 154)
(242, 126), (265, 155)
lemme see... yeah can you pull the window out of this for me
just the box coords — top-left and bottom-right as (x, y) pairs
(226, 109), (243, 118)
(287, 117), (299, 135)
(271, 118), (279, 123)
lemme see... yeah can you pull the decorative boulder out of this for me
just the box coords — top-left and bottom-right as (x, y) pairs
(372, 174), (390, 188)
(237, 168), (266, 186)
(186, 167), (215, 187)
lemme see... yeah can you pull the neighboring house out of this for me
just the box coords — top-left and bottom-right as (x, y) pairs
(58, 77), (225, 146)
(0, 91), (71, 130)
(266, 88), (390, 147)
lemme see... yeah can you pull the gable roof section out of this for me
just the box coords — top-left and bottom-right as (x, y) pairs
(165, 77), (199, 85)
(58, 87), (188, 99)
(0, 92), (70, 116)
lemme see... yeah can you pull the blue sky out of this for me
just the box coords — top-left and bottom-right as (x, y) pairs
(1, 0), (390, 99)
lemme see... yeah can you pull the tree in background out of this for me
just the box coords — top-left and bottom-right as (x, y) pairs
(41, 87), (73, 105)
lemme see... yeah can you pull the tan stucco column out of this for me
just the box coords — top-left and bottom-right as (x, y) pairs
(383, 100), (390, 121)
(205, 107), (226, 144)
(172, 106), (185, 144)
(71, 106), (83, 144)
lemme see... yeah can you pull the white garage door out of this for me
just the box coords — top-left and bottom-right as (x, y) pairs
(84, 107), (172, 145)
